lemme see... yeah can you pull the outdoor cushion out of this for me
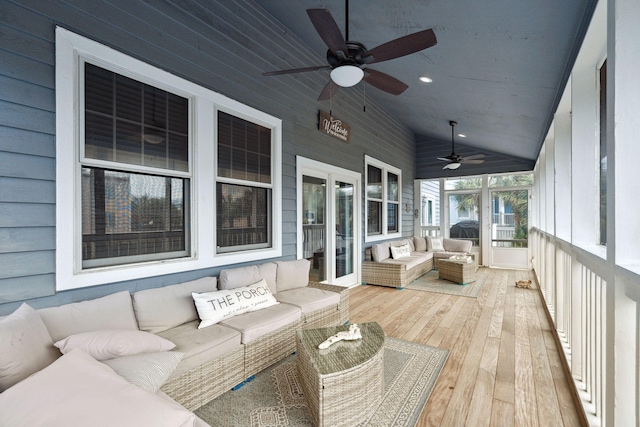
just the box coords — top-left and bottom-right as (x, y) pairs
(38, 291), (138, 342)
(410, 251), (434, 262)
(427, 236), (445, 252)
(413, 236), (428, 252)
(218, 262), (278, 294)
(156, 321), (241, 380)
(371, 241), (391, 262)
(132, 277), (218, 334)
(0, 349), (196, 427)
(275, 259), (310, 292)
(54, 329), (175, 361)
(0, 303), (60, 392)
(443, 238), (472, 253)
(275, 287), (340, 314)
(219, 303), (301, 344)
(102, 351), (184, 393)
(390, 244), (412, 259)
(380, 255), (425, 271)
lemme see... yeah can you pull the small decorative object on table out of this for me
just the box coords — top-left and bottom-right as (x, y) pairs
(449, 254), (473, 263)
(317, 323), (362, 349)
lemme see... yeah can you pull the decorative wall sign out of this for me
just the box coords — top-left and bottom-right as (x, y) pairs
(319, 110), (350, 142)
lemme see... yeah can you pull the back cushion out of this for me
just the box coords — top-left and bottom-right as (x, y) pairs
(219, 262), (278, 294)
(371, 242), (391, 262)
(276, 259), (311, 292)
(38, 291), (138, 342)
(443, 238), (472, 253)
(413, 236), (427, 252)
(132, 277), (218, 334)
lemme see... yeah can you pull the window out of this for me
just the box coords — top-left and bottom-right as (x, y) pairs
(56, 28), (281, 290)
(81, 63), (190, 268)
(217, 110), (272, 252)
(365, 156), (402, 241)
(598, 59), (607, 246)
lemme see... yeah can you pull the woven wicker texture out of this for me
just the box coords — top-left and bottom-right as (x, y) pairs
(436, 257), (478, 284)
(362, 249), (433, 288)
(296, 322), (385, 427)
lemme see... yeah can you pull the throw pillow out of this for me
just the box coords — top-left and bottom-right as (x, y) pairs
(0, 303), (60, 392)
(193, 278), (279, 329)
(102, 351), (184, 393)
(428, 237), (445, 252)
(54, 329), (175, 361)
(390, 244), (412, 259)
(0, 349), (196, 427)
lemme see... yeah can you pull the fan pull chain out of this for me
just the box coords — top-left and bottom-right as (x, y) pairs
(363, 83), (366, 112)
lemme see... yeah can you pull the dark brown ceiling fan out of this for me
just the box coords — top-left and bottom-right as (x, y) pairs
(262, 1), (437, 101)
(438, 121), (485, 170)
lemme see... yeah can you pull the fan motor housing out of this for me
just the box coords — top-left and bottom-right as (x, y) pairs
(326, 41), (368, 67)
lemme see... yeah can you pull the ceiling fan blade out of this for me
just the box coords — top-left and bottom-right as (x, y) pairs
(318, 80), (340, 101)
(437, 156), (453, 162)
(263, 65), (330, 76)
(363, 69), (408, 95)
(307, 9), (349, 58)
(460, 159), (485, 164)
(462, 153), (486, 161)
(362, 29), (437, 64)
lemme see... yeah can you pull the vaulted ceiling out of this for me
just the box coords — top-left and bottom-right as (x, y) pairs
(254, 0), (597, 177)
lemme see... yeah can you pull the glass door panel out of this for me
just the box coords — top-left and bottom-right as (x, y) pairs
(302, 175), (326, 282)
(335, 181), (354, 280)
(447, 192), (480, 246)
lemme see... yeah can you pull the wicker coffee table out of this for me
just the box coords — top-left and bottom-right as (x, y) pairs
(296, 322), (385, 427)
(436, 256), (478, 285)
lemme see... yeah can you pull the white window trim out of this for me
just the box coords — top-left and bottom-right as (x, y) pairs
(55, 27), (281, 291)
(364, 155), (402, 242)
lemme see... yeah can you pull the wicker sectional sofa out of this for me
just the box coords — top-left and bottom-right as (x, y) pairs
(0, 259), (348, 426)
(362, 236), (473, 288)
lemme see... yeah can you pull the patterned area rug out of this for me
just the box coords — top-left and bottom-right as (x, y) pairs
(195, 337), (448, 427)
(404, 267), (487, 297)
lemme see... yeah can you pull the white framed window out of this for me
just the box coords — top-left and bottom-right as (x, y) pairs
(365, 155), (402, 242)
(56, 27), (281, 291)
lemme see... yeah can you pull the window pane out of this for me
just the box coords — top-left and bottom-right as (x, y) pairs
(367, 200), (382, 235)
(81, 167), (188, 267)
(387, 202), (399, 233)
(367, 165), (382, 199)
(217, 111), (271, 184)
(489, 174), (533, 188)
(387, 172), (398, 202)
(217, 183), (271, 251)
(599, 60), (607, 246)
(444, 177), (481, 190)
(84, 63), (189, 172)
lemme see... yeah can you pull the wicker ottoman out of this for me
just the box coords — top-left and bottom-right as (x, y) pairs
(295, 322), (385, 427)
(436, 256), (478, 285)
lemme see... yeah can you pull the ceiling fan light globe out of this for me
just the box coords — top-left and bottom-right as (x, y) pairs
(330, 65), (364, 87)
(443, 162), (461, 170)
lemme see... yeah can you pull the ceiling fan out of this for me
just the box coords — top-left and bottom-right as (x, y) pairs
(262, 1), (437, 101)
(438, 121), (485, 170)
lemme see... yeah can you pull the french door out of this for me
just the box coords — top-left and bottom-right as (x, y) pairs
(297, 157), (360, 286)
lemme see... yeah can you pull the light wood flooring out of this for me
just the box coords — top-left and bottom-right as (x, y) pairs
(349, 267), (586, 427)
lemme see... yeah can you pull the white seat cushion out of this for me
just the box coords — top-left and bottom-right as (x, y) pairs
(156, 321), (242, 380)
(380, 255), (425, 271)
(275, 287), (340, 314)
(219, 304), (301, 344)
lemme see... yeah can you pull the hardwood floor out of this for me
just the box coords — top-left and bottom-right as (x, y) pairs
(349, 267), (585, 427)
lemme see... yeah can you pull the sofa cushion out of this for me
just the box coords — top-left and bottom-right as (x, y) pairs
(0, 349), (196, 427)
(103, 351), (184, 393)
(371, 241), (391, 262)
(443, 238), (472, 253)
(275, 259), (310, 292)
(156, 321), (241, 380)
(54, 329), (176, 361)
(0, 303), (60, 392)
(38, 291), (138, 342)
(132, 277), (218, 334)
(380, 255), (426, 271)
(219, 262), (278, 294)
(192, 279), (279, 329)
(410, 251), (434, 262)
(413, 236), (427, 252)
(427, 236), (445, 252)
(275, 287), (341, 314)
(390, 244), (412, 259)
(219, 303), (301, 344)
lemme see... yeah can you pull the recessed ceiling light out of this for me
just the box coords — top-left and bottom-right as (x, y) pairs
(419, 76), (432, 83)
(458, 133), (467, 138)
